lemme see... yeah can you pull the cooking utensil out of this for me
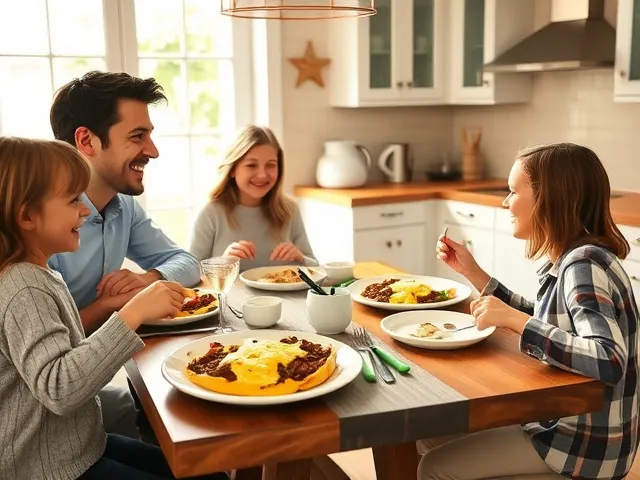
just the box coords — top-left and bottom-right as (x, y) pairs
(297, 268), (327, 295)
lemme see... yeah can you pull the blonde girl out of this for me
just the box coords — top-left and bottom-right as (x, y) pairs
(189, 125), (318, 270)
(0, 137), (227, 480)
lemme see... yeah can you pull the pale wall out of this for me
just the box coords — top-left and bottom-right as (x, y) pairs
(452, 70), (640, 192)
(280, 20), (453, 192)
(280, 15), (639, 193)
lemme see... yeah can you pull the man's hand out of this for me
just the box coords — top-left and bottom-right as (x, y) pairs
(97, 269), (163, 297)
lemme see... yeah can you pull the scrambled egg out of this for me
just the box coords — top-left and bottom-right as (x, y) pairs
(387, 280), (456, 304)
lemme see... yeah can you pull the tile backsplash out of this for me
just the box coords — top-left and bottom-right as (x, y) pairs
(453, 70), (640, 192)
(281, 22), (638, 193)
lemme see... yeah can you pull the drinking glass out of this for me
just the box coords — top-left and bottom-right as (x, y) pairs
(200, 256), (240, 333)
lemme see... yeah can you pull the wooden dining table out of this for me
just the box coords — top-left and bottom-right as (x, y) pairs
(125, 261), (605, 480)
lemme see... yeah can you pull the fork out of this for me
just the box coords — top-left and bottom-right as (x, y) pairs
(355, 327), (410, 374)
(353, 328), (395, 384)
(350, 331), (377, 383)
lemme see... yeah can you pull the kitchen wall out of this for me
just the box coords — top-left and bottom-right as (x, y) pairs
(280, 20), (453, 193)
(280, 0), (638, 194)
(453, 70), (640, 193)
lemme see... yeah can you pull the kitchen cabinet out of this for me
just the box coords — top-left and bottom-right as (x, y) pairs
(614, 0), (640, 101)
(493, 209), (541, 300)
(297, 198), (433, 275)
(328, 0), (447, 107)
(436, 200), (496, 291)
(436, 223), (495, 291)
(447, 0), (535, 104)
(354, 225), (426, 274)
(620, 224), (640, 308)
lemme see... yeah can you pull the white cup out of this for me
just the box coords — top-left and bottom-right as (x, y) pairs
(242, 296), (282, 328)
(306, 287), (353, 334)
(323, 261), (355, 284)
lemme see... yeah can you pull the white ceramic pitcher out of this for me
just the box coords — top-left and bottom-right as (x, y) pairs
(316, 140), (372, 188)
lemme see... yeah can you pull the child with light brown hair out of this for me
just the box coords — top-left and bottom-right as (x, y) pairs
(0, 136), (228, 480)
(189, 125), (317, 271)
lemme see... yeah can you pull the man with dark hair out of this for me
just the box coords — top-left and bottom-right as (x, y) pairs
(48, 71), (201, 439)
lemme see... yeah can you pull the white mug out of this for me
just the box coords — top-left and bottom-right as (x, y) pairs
(306, 287), (352, 334)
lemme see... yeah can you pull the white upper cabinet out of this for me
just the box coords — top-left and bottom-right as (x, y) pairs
(614, 0), (640, 101)
(328, 0), (447, 107)
(447, 0), (535, 104)
(328, 0), (535, 107)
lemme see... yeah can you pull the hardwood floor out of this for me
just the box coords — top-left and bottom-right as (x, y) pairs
(312, 449), (640, 480)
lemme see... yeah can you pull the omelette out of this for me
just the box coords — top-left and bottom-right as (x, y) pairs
(184, 336), (337, 396)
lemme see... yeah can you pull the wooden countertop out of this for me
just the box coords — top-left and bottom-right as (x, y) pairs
(294, 179), (640, 227)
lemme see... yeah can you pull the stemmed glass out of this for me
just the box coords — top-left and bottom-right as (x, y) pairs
(200, 256), (240, 333)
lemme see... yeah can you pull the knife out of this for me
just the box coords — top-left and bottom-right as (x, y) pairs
(371, 346), (411, 373)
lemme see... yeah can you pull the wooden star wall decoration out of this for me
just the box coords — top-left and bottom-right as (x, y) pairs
(288, 41), (331, 89)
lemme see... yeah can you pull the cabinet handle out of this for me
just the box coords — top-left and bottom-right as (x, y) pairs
(380, 212), (403, 218)
(620, 70), (627, 78)
(396, 81), (404, 88)
(386, 241), (392, 248)
(396, 240), (402, 247)
(407, 81), (413, 88)
(631, 275), (639, 282)
(455, 211), (475, 218)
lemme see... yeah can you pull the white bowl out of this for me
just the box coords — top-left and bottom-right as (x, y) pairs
(323, 261), (355, 284)
(242, 296), (282, 328)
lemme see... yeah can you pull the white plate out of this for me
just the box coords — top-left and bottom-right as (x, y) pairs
(239, 265), (327, 292)
(145, 289), (219, 326)
(348, 275), (472, 311)
(380, 310), (495, 350)
(161, 329), (363, 406)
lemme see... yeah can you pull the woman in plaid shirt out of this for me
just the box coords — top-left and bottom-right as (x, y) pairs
(420, 143), (639, 479)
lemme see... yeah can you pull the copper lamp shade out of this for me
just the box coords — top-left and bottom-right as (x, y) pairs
(220, 0), (376, 19)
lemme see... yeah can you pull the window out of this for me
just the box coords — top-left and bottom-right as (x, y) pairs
(0, 0), (253, 248)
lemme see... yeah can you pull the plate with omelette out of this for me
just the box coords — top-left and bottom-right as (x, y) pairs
(161, 329), (362, 405)
(348, 275), (471, 311)
(145, 288), (219, 326)
(240, 265), (327, 292)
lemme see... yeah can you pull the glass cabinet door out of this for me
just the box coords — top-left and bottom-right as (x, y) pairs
(629, 0), (640, 80)
(412, 0), (434, 88)
(368, 0), (392, 89)
(462, 0), (485, 87)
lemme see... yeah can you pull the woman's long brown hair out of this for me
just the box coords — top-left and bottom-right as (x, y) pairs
(209, 125), (291, 239)
(518, 143), (629, 261)
(0, 137), (91, 272)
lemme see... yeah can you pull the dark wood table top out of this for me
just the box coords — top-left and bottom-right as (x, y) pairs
(126, 262), (604, 478)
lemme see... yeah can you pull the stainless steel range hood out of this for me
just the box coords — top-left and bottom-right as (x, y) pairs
(483, 0), (616, 73)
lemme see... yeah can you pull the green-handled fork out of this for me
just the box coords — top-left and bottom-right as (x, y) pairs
(355, 327), (411, 374)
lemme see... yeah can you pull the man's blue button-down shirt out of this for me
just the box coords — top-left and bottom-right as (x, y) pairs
(48, 193), (201, 310)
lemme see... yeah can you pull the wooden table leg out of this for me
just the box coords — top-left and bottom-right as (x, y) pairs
(372, 442), (419, 480)
(233, 467), (263, 480)
(262, 459), (313, 480)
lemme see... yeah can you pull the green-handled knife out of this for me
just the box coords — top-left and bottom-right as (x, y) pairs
(357, 351), (377, 382)
(371, 346), (411, 373)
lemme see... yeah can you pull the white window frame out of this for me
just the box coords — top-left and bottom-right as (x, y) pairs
(106, 0), (254, 210)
